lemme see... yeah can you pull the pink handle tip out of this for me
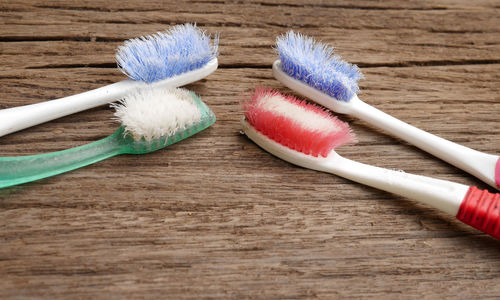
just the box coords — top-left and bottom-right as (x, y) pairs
(457, 186), (500, 239)
(495, 157), (500, 189)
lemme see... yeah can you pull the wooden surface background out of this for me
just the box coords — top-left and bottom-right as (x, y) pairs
(1, 0), (499, 298)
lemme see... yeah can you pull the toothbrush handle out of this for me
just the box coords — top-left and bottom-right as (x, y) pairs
(350, 96), (500, 190)
(0, 80), (138, 137)
(330, 155), (470, 216)
(0, 128), (126, 188)
(330, 156), (500, 239)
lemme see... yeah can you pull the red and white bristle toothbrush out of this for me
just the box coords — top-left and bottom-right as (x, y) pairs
(241, 88), (500, 240)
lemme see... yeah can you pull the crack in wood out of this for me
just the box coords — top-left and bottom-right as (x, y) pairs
(33, 5), (163, 13)
(19, 58), (500, 71)
(0, 36), (125, 42)
(358, 59), (500, 68)
(26, 63), (117, 69)
(257, 2), (449, 10)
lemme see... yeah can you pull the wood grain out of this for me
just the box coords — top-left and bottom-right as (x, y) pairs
(1, 0), (499, 298)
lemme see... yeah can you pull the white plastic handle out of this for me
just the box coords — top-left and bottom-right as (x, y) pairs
(273, 60), (500, 190)
(326, 155), (469, 215)
(0, 80), (137, 137)
(242, 118), (469, 215)
(0, 58), (218, 137)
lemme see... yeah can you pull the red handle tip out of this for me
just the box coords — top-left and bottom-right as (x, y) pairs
(495, 157), (500, 189)
(457, 186), (500, 239)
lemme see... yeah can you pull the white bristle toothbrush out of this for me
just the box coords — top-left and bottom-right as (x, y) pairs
(241, 88), (500, 239)
(273, 31), (500, 190)
(0, 87), (215, 188)
(0, 23), (218, 137)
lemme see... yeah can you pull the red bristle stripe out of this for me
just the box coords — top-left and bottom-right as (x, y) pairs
(243, 88), (356, 157)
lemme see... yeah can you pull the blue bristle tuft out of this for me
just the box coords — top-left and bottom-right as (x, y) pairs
(276, 31), (362, 102)
(116, 24), (219, 83)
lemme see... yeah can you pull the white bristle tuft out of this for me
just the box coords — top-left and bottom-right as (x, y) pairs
(257, 94), (341, 134)
(113, 87), (202, 141)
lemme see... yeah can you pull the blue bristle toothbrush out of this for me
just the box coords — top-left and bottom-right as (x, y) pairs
(273, 31), (500, 190)
(0, 86), (216, 188)
(0, 23), (218, 137)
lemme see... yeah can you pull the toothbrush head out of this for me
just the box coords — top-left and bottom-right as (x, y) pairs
(113, 87), (216, 153)
(242, 88), (355, 158)
(276, 31), (362, 102)
(116, 23), (219, 83)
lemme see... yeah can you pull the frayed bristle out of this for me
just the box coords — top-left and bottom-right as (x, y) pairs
(242, 88), (356, 157)
(276, 31), (362, 102)
(113, 87), (203, 141)
(116, 23), (218, 83)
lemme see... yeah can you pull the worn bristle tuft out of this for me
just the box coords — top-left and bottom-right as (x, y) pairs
(276, 31), (363, 102)
(116, 23), (219, 83)
(113, 87), (203, 141)
(243, 88), (356, 157)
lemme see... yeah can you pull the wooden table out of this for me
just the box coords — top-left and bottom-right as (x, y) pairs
(1, 1), (499, 298)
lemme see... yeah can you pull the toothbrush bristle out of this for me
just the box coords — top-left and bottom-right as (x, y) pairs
(276, 31), (363, 102)
(116, 23), (219, 83)
(113, 87), (203, 141)
(243, 88), (356, 157)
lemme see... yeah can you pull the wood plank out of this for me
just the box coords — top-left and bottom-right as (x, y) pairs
(1, 0), (498, 66)
(0, 27), (499, 69)
(1, 2), (498, 33)
(1, 0), (499, 11)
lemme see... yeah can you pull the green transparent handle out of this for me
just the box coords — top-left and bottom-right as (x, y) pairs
(0, 128), (127, 188)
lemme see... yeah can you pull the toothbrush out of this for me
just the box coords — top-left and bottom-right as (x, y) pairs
(273, 31), (500, 190)
(241, 88), (500, 239)
(0, 23), (218, 137)
(0, 87), (216, 188)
